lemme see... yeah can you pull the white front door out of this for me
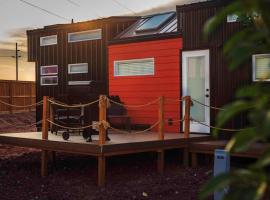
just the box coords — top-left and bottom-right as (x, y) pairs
(182, 50), (210, 133)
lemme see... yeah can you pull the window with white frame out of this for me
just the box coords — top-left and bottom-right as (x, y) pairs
(40, 65), (58, 75)
(114, 58), (155, 77)
(227, 14), (239, 23)
(68, 29), (102, 43)
(68, 63), (88, 74)
(40, 76), (58, 85)
(253, 54), (270, 81)
(40, 35), (57, 46)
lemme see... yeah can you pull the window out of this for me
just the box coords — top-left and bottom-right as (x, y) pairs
(136, 13), (174, 32)
(40, 76), (58, 85)
(253, 54), (270, 81)
(227, 14), (239, 23)
(68, 63), (88, 74)
(40, 35), (57, 46)
(114, 58), (155, 77)
(40, 65), (58, 75)
(68, 29), (102, 43)
(68, 81), (91, 85)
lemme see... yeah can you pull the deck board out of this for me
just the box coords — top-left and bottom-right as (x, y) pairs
(0, 131), (210, 156)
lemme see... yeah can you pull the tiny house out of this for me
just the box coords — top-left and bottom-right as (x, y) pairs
(108, 12), (182, 132)
(27, 16), (138, 127)
(177, 0), (270, 135)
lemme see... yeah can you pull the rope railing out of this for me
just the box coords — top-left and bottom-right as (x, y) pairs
(48, 98), (99, 108)
(166, 97), (184, 102)
(190, 118), (249, 132)
(47, 119), (94, 130)
(108, 97), (160, 108)
(191, 98), (225, 111)
(108, 120), (161, 135)
(0, 99), (43, 108)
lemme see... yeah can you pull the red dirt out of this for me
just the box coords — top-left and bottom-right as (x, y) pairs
(0, 112), (211, 200)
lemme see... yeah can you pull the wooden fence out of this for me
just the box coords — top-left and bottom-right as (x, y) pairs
(0, 80), (36, 114)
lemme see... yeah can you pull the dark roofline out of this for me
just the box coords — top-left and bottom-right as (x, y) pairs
(108, 31), (182, 46)
(27, 16), (139, 34)
(176, 0), (232, 11)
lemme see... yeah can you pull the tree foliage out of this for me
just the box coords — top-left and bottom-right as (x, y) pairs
(199, 0), (270, 199)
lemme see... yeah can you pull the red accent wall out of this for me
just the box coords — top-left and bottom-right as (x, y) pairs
(109, 38), (182, 132)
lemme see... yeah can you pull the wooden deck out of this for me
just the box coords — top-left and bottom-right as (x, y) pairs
(0, 131), (210, 186)
(189, 140), (268, 167)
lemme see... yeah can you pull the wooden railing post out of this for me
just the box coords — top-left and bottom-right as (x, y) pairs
(42, 96), (49, 140)
(158, 96), (165, 140)
(41, 96), (49, 178)
(99, 95), (107, 145)
(184, 96), (191, 138)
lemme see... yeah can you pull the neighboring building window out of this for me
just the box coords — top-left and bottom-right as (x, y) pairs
(40, 65), (58, 75)
(68, 29), (102, 43)
(40, 76), (58, 85)
(253, 54), (270, 81)
(227, 14), (238, 23)
(68, 63), (88, 74)
(114, 58), (155, 77)
(68, 81), (91, 85)
(40, 35), (57, 46)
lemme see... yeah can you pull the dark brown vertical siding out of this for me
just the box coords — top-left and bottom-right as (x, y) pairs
(27, 18), (137, 127)
(177, 1), (251, 136)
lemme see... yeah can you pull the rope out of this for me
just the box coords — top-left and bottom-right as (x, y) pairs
(0, 99), (43, 108)
(47, 119), (93, 130)
(108, 120), (160, 134)
(48, 99), (99, 108)
(190, 118), (249, 132)
(167, 118), (185, 123)
(191, 98), (225, 111)
(109, 98), (159, 108)
(166, 98), (184, 102)
(0, 118), (42, 128)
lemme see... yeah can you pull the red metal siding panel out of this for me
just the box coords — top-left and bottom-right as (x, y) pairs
(109, 38), (182, 132)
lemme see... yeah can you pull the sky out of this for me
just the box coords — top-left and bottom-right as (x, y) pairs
(0, 0), (201, 81)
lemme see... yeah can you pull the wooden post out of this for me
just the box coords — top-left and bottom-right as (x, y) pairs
(42, 96), (49, 140)
(158, 96), (165, 140)
(183, 148), (189, 167)
(98, 155), (106, 187)
(41, 96), (49, 177)
(9, 81), (13, 114)
(191, 152), (198, 168)
(157, 150), (165, 174)
(99, 95), (107, 145)
(184, 96), (191, 138)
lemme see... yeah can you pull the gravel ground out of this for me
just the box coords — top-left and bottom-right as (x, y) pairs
(0, 112), (211, 200)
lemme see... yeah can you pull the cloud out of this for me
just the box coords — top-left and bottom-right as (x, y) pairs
(138, 0), (207, 15)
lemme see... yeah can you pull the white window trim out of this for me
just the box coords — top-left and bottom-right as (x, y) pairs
(40, 35), (57, 46)
(68, 81), (92, 85)
(40, 76), (58, 86)
(114, 58), (155, 77)
(40, 65), (58, 75)
(68, 63), (88, 74)
(227, 14), (239, 23)
(252, 53), (270, 82)
(68, 29), (102, 43)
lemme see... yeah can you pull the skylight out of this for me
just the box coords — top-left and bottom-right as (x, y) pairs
(136, 12), (174, 32)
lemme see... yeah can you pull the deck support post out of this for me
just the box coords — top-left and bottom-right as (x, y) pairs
(184, 96), (191, 138)
(157, 150), (165, 174)
(41, 96), (49, 177)
(99, 95), (107, 145)
(158, 96), (165, 140)
(183, 148), (189, 167)
(98, 155), (106, 187)
(191, 152), (198, 168)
